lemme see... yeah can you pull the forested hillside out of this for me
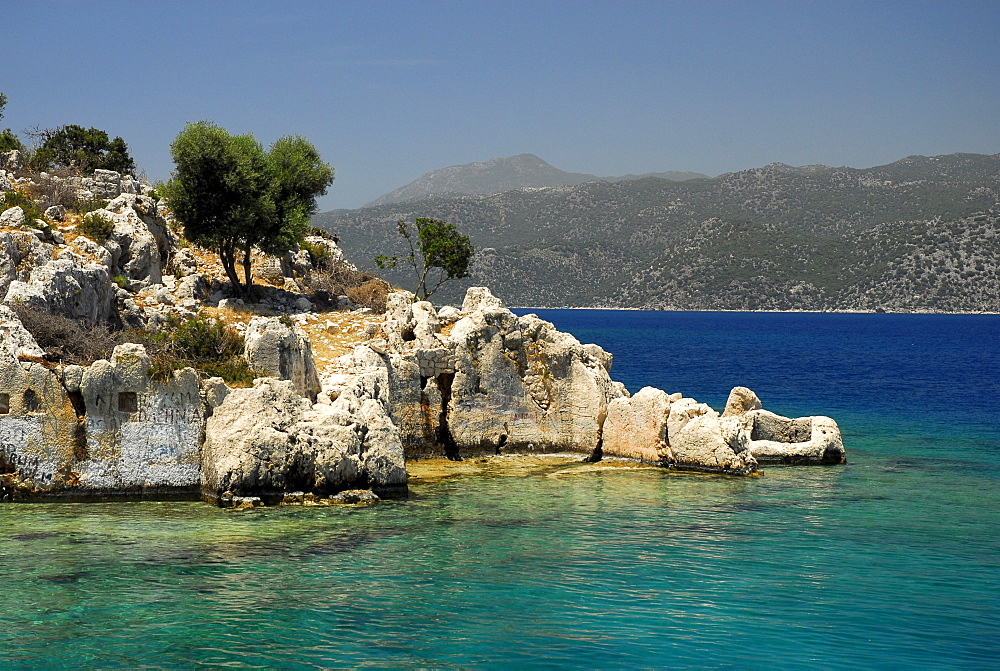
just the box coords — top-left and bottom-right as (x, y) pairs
(315, 153), (1000, 311)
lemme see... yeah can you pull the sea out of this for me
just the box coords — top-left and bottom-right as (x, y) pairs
(2, 310), (998, 669)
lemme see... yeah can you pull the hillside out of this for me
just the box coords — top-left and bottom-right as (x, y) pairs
(365, 153), (707, 207)
(316, 153), (1000, 312)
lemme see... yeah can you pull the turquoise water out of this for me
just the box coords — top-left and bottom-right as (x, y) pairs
(2, 311), (999, 668)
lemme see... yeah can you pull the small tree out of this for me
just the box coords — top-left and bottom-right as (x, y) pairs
(0, 92), (23, 152)
(376, 217), (475, 300)
(30, 124), (135, 175)
(163, 121), (333, 299)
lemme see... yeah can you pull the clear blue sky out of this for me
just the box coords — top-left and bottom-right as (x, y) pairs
(2, 1), (998, 210)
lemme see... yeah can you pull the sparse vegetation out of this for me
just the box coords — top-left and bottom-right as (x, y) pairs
(2, 190), (46, 227)
(142, 314), (258, 386)
(78, 211), (114, 241)
(10, 305), (122, 365)
(374, 217), (474, 300)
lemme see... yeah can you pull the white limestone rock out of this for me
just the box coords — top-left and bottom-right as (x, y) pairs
(3, 258), (116, 325)
(0, 305), (45, 359)
(602, 386), (671, 463)
(666, 397), (757, 474)
(722, 386), (763, 417)
(744, 409), (846, 464)
(201, 375), (407, 502)
(243, 316), (322, 401)
(0, 231), (51, 302)
(0, 206), (25, 228)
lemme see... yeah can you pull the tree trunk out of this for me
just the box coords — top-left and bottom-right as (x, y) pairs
(241, 241), (254, 301)
(218, 241), (243, 297)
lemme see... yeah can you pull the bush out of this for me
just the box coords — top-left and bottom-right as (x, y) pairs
(28, 168), (80, 209)
(30, 125), (135, 176)
(346, 278), (391, 313)
(2, 190), (46, 227)
(303, 256), (392, 312)
(78, 211), (114, 240)
(69, 196), (108, 214)
(301, 239), (332, 266)
(0, 129), (22, 152)
(142, 314), (258, 387)
(10, 304), (123, 365)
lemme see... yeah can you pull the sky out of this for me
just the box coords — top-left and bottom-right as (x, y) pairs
(2, 0), (998, 211)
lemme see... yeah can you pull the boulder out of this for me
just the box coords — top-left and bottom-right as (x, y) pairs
(243, 316), (322, 401)
(97, 193), (172, 286)
(0, 206), (25, 228)
(602, 387), (670, 463)
(0, 231), (51, 300)
(201, 375), (407, 503)
(744, 409), (846, 464)
(722, 386), (763, 417)
(4, 258), (117, 325)
(666, 398), (757, 474)
(0, 150), (22, 173)
(376, 287), (627, 459)
(44, 205), (66, 222)
(0, 305), (45, 359)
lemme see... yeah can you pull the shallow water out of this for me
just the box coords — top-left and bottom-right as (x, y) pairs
(2, 311), (998, 668)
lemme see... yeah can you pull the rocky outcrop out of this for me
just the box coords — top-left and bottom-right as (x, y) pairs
(0, 338), (207, 500)
(743, 410), (846, 464)
(201, 373), (407, 503)
(243, 317), (322, 401)
(4, 258), (117, 326)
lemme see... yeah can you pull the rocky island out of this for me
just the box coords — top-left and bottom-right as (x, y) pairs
(0, 151), (845, 506)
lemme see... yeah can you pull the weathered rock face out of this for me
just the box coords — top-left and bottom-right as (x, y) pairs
(743, 409), (846, 464)
(97, 193), (173, 287)
(201, 373), (407, 503)
(4, 257), (117, 325)
(370, 288), (627, 460)
(603, 387), (758, 474)
(243, 317), (322, 401)
(0, 340), (206, 500)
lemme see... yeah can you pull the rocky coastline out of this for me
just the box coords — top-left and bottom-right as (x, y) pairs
(0, 152), (845, 506)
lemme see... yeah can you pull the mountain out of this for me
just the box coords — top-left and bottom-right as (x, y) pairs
(364, 153), (707, 207)
(315, 153), (1000, 312)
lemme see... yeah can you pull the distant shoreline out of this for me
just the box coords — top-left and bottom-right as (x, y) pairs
(508, 306), (1000, 315)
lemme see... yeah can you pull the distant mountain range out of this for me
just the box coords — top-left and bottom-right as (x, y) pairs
(365, 153), (707, 207)
(316, 153), (1000, 312)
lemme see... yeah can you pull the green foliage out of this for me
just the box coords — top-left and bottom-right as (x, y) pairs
(144, 314), (257, 386)
(78, 211), (114, 241)
(30, 125), (135, 176)
(301, 240), (331, 266)
(2, 190), (46, 227)
(163, 121), (334, 299)
(375, 217), (474, 300)
(0, 129), (22, 152)
(69, 196), (109, 214)
(112, 275), (128, 289)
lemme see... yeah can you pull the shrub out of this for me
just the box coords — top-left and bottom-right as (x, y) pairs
(2, 190), (46, 227)
(28, 168), (80, 209)
(112, 275), (127, 289)
(10, 304), (123, 365)
(346, 278), (391, 313)
(30, 124), (135, 176)
(301, 239), (331, 266)
(142, 314), (258, 387)
(0, 129), (22, 152)
(78, 211), (114, 241)
(69, 196), (109, 214)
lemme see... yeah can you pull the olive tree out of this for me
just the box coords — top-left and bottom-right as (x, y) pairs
(31, 124), (135, 175)
(375, 217), (474, 300)
(163, 121), (333, 298)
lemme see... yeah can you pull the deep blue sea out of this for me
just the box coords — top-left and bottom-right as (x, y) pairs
(2, 311), (998, 668)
